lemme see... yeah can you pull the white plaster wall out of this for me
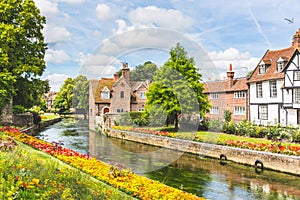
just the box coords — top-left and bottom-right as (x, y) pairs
(249, 80), (283, 104)
(287, 109), (298, 126)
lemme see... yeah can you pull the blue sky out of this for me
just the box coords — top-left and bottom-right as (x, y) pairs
(34, 0), (300, 91)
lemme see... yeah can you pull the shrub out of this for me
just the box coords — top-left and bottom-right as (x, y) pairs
(207, 118), (224, 132)
(12, 105), (26, 114)
(222, 120), (236, 134)
(223, 110), (232, 123)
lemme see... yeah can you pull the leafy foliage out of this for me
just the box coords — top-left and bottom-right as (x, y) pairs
(0, 0), (47, 111)
(130, 61), (158, 81)
(146, 43), (209, 130)
(54, 76), (89, 110)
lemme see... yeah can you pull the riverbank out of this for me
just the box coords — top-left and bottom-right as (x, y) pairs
(20, 116), (61, 135)
(1, 126), (204, 199)
(104, 128), (300, 175)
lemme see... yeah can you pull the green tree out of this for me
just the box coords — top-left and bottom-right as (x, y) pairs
(73, 75), (89, 109)
(146, 43), (209, 130)
(0, 73), (15, 110)
(0, 0), (47, 111)
(130, 61), (158, 81)
(54, 78), (74, 111)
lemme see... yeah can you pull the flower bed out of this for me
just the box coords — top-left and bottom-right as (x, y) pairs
(116, 126), (300, 156)
(0, 126), (203, 200)
(225, 140), (300, 156)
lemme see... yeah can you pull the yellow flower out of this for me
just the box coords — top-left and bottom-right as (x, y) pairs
(32, 178), (40, 185)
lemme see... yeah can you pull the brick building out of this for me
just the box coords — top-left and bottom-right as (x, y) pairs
(89, 63), (150, 129)
(203, 64), (248, 122)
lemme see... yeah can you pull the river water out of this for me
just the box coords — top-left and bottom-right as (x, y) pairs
(36, 117), (300, 200)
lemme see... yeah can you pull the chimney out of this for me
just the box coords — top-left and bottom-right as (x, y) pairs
(113, 73), (119, 81)
(121, 62), (130, 82)
(227, 64), (235, 87)
(292, 28), (300, 48)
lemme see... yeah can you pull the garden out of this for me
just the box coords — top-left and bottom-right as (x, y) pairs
(0, 126), (204, 200)
(113, 111), (300, 156)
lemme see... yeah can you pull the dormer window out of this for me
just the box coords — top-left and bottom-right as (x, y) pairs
(258, 60), (270, 74)
(101, 86), (110, 100)
(259, 65), (266, 74)
(277, 57), (286, 72)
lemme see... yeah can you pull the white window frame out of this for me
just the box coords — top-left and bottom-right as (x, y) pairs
(234, 106), (245, 115)
(256, 82), (263, 98)
(258, 105), (268, 120)
(294, 71), (300, 81)
(269, 81), (277, 98)
(210, 106), (219, 114)
(234, 91), (246, 98)
(259, 65), (266, 74)
(277, 62), (284, 72)
(101, 87), (110, 100)
(294, 88), (300, 103)
(210, 93), (219, 99)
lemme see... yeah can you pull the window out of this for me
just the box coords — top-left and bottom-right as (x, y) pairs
(259, 65), (266, 74)
(101, 91), (110, 100)
(256, 82), (263, 98)
(234, 91), (246, 98)
(120, 91), (124, 98)
(210, 106), (219, 114)
(210, 93), (219, 99)
(294, 88), (300, 103)
(117, 108), (124, 113)
(234, 106), (245, 115)
(294, 71), (300, 81)
(269, 81), (277, 97)
(277, 62), (284, 72)
(139, 92), (146, 99)
(258, 105), (268, 120)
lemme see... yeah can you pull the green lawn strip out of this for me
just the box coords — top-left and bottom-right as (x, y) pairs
(40, 113), (60, 121)
(0, 134), (135, 200)
(118, 126), (300, 148)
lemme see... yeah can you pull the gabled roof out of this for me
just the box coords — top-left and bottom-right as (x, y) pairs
(203, 78), (248, 93)
(247, 47), (297, 83)
(90, 78), (116, 103)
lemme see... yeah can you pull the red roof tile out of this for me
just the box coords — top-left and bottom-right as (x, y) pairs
(247, 47), (297, 83)
(203, 78), (248, 93)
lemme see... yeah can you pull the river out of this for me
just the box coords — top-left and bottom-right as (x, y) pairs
(36, 117), (300, 200)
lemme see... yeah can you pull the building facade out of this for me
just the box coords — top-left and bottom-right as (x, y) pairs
(248, 28), (300, 126)
(204, 64), (248, 122)
(89, 63), (149, 129)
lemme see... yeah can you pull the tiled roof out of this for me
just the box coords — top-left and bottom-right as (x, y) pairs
(247, 47), (297, 83)
(90, 78), (116, 103)
(203, 78), (248, 93)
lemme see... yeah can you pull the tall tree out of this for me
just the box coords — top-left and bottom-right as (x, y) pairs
(130, 61), (158, 81)
(73, 75), (89, 109)
(0, 0), (47, 112)
(54, 78), (74, 111)
(146, 43), (209, 130)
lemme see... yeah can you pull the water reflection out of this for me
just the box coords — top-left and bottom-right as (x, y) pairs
(38, 118), (300, 200)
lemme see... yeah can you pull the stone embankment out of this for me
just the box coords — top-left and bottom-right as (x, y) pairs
(104, 128), (300, 176)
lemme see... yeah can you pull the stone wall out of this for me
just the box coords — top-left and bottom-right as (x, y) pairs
(106, 128), (300, 175)
(12, 113), (34, 127)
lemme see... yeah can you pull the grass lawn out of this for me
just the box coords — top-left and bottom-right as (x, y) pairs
(40, 113), (60, 121)
(118, 126), (300, 148)
(0, 132), (134, 200)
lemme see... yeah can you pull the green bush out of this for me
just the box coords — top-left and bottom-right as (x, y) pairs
(222, 120), (236, 134)
(12, 105), (26, 114)
(208, 118), (224, 132)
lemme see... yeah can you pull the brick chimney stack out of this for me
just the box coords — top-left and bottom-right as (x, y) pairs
(122, 62), (130, 83)
(292, 28), (300, 48)
(227, 64), (235, 88)
(113, 73), (119, 81)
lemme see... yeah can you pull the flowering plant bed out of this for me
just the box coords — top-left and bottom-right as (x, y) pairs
(0, 126), (203, 200)
(113, 126), (300, 156)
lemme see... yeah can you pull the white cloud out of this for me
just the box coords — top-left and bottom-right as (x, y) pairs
(128, 6), (193, 31)
(95, 3), (114, 21)
(34, 0), (59, 16)
(43, 25), (72, 43)
(78, 52), (121, 79)
(45, 49), (71, 64)
(45, 73), (70, 92)
(208, 48), (260, 78)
